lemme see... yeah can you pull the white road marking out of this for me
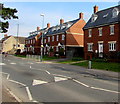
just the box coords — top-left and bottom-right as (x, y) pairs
(73, 79), (89, 88)
(0, 72), (10, 79)
(52, 74), (71, 79)
(6, 88), (22, 102)
(91, 86), (120, 94)
(10, 63), (16, 65)
(9, 79), (26, 86)
(7, 74), (10, 80)
(45, 70), (51, 74)
(32, 79), (48, 86)
(54, 76), (68, 82)
(30, 66), (32, 69)
(0, 63), (6, 65)
(8, 60), (10, 62)
(26, 87), (33, 101)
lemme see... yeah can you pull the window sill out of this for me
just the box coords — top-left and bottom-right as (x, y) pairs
(110, 33), (114, 35)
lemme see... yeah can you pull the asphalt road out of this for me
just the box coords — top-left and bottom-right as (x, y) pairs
(1, 55), (119, 103)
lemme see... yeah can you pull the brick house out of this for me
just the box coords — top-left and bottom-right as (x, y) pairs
(40, 13), (86, 57)
(25, 25), (50, 54)
(83, 5), (120, 60)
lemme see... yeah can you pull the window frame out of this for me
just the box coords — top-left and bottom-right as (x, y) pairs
(88, 29), (92, 37)
(87, 43), (93, 52)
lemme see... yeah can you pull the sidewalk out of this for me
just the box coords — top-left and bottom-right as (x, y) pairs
(2, 86), (20, 103)
(45, 59), (119, 80)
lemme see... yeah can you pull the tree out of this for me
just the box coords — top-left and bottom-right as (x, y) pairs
(0, 3), (18, 33)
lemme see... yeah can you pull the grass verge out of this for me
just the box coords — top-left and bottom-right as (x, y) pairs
(72, 61), (120, 72)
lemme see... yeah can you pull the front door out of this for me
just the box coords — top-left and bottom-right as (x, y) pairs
(98, 43), (103, 58)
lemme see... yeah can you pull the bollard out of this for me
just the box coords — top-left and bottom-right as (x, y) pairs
(88, 60), (92, 69)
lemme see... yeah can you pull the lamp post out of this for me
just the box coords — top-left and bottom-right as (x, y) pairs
(40, 14), (44, 62)
(16, 24), (19, 50)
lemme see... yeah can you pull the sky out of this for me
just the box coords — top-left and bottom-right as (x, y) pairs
(0, 1), (119, 39)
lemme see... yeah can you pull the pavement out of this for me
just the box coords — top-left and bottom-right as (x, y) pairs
(43, 58), (119, 80)
(1, 55), (120, 103)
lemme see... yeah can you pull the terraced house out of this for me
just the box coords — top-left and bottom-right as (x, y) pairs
(39, 13), (86, 57)
(25, 25), (50, 54)
(83, 5), (120, 60)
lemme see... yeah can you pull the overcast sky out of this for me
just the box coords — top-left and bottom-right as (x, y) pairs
(0, 1), (119, 39)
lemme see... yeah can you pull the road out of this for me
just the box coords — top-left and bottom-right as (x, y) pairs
(1, 55), (119, 103)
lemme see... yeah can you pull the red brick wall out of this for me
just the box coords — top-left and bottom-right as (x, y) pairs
(84, 23), (120, 59)
(66, 19), (86, 46)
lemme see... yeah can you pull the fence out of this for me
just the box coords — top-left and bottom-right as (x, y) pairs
(26, 54), (41, 61)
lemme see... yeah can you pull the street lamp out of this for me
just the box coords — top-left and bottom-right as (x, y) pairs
(40, 14), (44, 62)
(16, 24), (19, 49)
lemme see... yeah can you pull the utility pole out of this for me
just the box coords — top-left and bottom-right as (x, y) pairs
(16, 24), (19, 49)
(40, 14), (44, 62)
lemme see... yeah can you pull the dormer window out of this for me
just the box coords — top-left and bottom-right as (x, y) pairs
(91, 14), (98, 22)
(112, 8), (119, 18)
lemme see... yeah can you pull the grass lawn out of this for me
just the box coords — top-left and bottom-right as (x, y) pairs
(14, 54), (26, 58)
(43, 56), (59, 61)
(58, 57), (84, 64)
(72, 61), (120, 72)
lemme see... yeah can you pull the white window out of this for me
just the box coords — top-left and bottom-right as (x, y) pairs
(99, 28), (102, 36)
(109, 42), (116, 51)
(91, 14), (98, 22)
(62, 34), (65, 40)
(56, 35), (59, 41)
(110, 25), (114, 35)
(112, 8), (119, 18)
(48, 37), (50, 42)
(52, 36), (54, 41)
(56, 46), (58, 51)
(44, 39), (46, 43)
(88, 29), (92, 37)
(87, 43), (93, 51)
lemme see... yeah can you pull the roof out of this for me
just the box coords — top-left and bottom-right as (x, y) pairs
(44, 19), (79, 37)
(26, 18), (80, 40)
(1, 36), (11, 42)
(14, 37), (26, 44)
(26, 28), (47, 40)
(83, 5), (120, 29)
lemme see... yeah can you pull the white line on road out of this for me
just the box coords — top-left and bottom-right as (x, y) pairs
(10, 63), (16, 65)
(9, 79), (26, 87)
(0, 63), (6, 65)
(45, 70), (51, 74)
(73, 79), (89, 88)
(6, 88), (22, 102)
(52, 74), (71, 79)
(26, 87), (33, 101)
(91, 86), (120, 94)
(8, 60), (10, 62)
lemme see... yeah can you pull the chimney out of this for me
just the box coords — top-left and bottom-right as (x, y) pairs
(94, 5), (98, 13)
(4, 34), (7, 37)
(60, 19), (64, 25)
(37, 27), (40, 31)
(47, 23), (50, 28)
(79, 12), (83, 19)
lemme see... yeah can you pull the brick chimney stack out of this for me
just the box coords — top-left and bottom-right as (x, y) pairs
(79, 12), (83, 19)
(94, 5), (98, 13)
(60, 19), (64, 25)
(4, 34), (7, 37)
(37, 27), (40, 31)
(47, 23), (50, 28)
